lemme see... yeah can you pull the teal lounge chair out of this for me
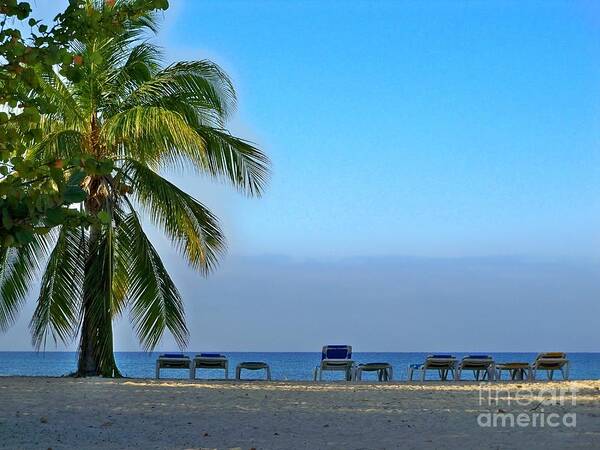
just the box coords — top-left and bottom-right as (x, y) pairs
(408, 354), (457, 381)
(456, 355), (495, 381)
(155, 353), (191, 379)
(532, 352), (570, 380)
(191, 353), (229, 379)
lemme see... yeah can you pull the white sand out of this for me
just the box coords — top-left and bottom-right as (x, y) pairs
(1, 377), (599, 449)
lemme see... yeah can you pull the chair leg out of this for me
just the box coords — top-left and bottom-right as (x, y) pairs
(189, 363), (195, 380)
(421, 369), (426, 382)
(236, 366), (241, 380)
(266, 366), (271, 381)
(155, 362), (160, 379)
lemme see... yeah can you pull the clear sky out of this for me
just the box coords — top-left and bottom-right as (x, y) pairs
(3, 0), (600, 352)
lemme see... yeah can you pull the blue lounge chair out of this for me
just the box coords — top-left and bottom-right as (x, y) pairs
(191, 353), (229, 379)
(313, 345), (355, 381)
(155, 353), (191, 379)
(408, 354), (457, 381)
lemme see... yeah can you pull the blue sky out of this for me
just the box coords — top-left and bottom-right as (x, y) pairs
(160, 0), (600, 259)
(3, 0), (600, 352)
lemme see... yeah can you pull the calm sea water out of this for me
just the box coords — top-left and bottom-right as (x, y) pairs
(1, 352), (598, 381)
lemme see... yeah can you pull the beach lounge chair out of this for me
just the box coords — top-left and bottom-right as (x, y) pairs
(191, 353), (229, 379)
(155, 353), (191, 379)
(456, 355), (495, 381)
(313, 345), (355, 381)
(355, 362), (393, 381)
(496, 362), (532, 381)
(531, 352), (570, 380)
(408, 354), (457, 381)
(235, 361), (271, 380)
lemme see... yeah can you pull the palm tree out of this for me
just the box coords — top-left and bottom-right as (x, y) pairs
(0, 3), (269, 376)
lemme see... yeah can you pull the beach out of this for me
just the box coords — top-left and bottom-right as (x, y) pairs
(1, 377), (599, 449)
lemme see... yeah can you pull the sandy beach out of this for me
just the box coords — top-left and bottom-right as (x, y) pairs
(0, 377), (599, 449)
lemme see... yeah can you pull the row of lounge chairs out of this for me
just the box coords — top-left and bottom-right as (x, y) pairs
(407, 353), (570, 381)
(156, 353), (272, 380)
(155, 348), (570, 382)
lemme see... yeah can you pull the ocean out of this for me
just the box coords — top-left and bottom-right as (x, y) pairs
(0, 352), (598, 380)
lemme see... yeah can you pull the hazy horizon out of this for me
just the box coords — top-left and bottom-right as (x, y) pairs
(3, 253), (599, 352)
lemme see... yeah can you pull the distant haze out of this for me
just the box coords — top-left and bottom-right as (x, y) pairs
(3, 1), (600, 352)
(3, 254), (599, 352)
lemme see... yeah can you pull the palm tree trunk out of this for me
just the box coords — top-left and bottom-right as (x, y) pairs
(75, 194), (121, 377)
(77, 301), (101, 376)
(77, 296), (120, 377)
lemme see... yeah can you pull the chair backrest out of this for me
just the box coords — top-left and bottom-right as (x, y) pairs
(464, 354), (492, 360)
(322, 345), (352, 360)
(537, 352), (566, 360)
(425, 354), (455, 368)
(162, 353), (186, 358)
(199, 353), (225, 358)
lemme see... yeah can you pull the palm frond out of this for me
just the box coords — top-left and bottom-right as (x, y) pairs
(29, 127), (85, 162)
(103, 106), (270, 195)
(111, 202), (132, 317)
(194, 126), (270, 197)
(0, 233), (55, 332)
(120, 61), (236, 122)
(38, 70), (86, 125)
(101, 106), (203, 166)
(103, 42), (163, 113)
(123, 158), (225, 274)
(118, 211), (188, 350)
(30, 226), (86, 349)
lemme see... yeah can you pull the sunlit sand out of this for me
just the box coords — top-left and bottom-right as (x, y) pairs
(1, 377), (599, 449)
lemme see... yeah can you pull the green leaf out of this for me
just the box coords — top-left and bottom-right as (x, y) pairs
(97, 211), (111, 224)
(89, 52), (103, 65)
(46, 207), (64, 226)
(67, 169), (86, 186)
(2, 208), (13, 230)
(63, 186), (86, 204)
(15, 229), (34, 245)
